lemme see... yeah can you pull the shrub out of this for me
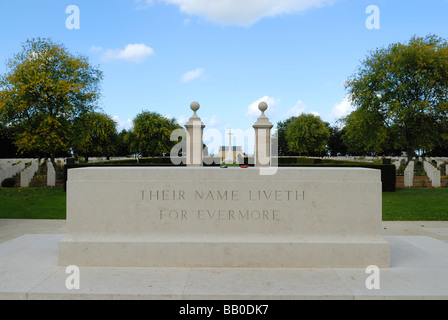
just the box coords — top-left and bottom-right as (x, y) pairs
(1, 178), (16, 188)
(278, 163), (396, 192)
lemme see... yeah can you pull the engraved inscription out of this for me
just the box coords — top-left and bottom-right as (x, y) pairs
(139, 189), (305, 222)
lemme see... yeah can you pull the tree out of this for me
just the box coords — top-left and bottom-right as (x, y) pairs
(130, 111), (182, 157)
(0, 123), (18, 158)
(327, 124), (348, 156)
(72, 112), (118, 160)
(114, 129), (132, 157)
(276, 117), (297, 156)
(286, 113), (330, 156)
(0, 38), (103, 162)
(343, 34), (448, 160)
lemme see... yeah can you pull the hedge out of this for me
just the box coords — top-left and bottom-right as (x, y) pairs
(277, 163), (396, 192)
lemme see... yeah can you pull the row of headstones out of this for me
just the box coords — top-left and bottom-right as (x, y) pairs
(321, 156), (392, 163)
(402, 157), (448, 188)
(426, 157), (448, 168)
(390, 158), (409, 170)
(390, 157), (448, 171)
(423, 160), (441, 188)
(0, 161), (26, 185)
(84, 157), (132, 163)
(19, 161), (39, 188)
(324, 156), (413, 170)
(0, 159), (57, 188)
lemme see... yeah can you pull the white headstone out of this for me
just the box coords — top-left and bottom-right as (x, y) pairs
(404, 161), (414, 187)
(47, 161), (56, 187)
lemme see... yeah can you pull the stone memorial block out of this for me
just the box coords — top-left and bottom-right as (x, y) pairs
(59, 167), (390, 268)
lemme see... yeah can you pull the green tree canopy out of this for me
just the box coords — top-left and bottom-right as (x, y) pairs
(130, 111), (182, 157)
(286, 113), (330, 156)
(343, 34), (448, 159)
(72, 112), (118, 159)
(327, 124), (348, 156)
(276, 117), (297, 156)
(0, 123), (18, 158)
(114, 129), (132, 157)
(0, 38), (103, 160)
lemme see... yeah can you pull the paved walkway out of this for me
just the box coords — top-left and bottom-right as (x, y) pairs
(1, 219), (448, 244)
(1, 219), (448, 299)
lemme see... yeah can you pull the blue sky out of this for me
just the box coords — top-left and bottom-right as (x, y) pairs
(1, 0), (447, 154)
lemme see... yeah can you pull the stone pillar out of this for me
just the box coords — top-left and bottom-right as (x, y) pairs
(184, 102), (205, 167)
(253, 102), (273, 167)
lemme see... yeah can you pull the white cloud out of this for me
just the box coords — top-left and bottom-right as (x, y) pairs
(147, 0), (337, 26)
(182, 68), (205, 83)
(330, 94), (355, 123)
(135, 0), (155, 10)
(112, 116), (133, 131)
(89, 46), (103, 52)
(203, 115), (219, 127)
(176, 115), (188, 126)
(99, 44), (154, 63)
(282, 100), (307, 119)
(246, 96), (279, 119)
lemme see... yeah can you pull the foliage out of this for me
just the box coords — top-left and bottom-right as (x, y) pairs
(72, 112), (118, 158)
(0, 38), (103, 159)
(114, 129), (132, 157)
(279, 161), (396, 192)
(275, 117), (297, 156)
(326, 124), (348, 156)
(0, 123), (18, 158)
(129, 111), (182, 157)
(285, 113), (330, 156)
(343, 34), (448, 158)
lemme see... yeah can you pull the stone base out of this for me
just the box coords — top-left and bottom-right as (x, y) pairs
(60, 167), (390, 268)
(59, 237), (390, 268)
(1, 235), (447, 300)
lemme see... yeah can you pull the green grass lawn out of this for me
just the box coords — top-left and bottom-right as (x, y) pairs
(383, 188), (448, 221)
(0, 187), (447, 221)
(0, 188), (66, 219)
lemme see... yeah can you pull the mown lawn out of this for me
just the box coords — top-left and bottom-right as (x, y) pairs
(0, 187), (447, 221)
(383, 188), (448, 221)
(0, 188), (66, 219)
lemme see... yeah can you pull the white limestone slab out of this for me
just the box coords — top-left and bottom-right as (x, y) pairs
(1, 234), (447, 300)
(0, 234), (63, 299)
(182, 268), (353, 300)
(60, 167), (390, 268)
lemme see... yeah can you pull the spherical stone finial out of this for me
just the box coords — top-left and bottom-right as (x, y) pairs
(190, 101), (200, 112)
(258, 102), (268, 113)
